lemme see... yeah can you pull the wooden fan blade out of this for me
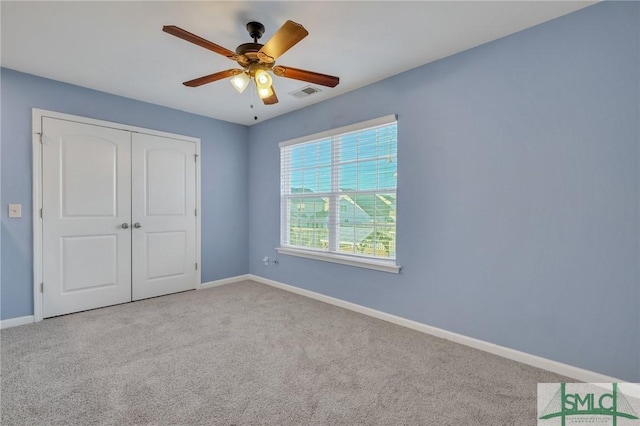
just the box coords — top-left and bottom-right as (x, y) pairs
(183, 69), (242, 87)
(273, 65), (339, 88)
(259, 21), (308, 61)
(262, 85), (279, 105)
(163, 25), (236, 58)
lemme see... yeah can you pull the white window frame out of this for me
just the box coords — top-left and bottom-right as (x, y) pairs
(277, 114), (400, 274)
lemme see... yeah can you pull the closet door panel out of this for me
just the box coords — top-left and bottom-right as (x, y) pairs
(131, 133), (197, 300)
(41, 117), (132, 318)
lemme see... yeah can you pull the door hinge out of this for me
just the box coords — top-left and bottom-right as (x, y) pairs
(40, 283), (44, 293)
(194, 208), (197, 217)
(40, 208), (43, 218)
(36, 132), (43, 144)
(195, 262), (198, 271)
(194, 154), (198, 162)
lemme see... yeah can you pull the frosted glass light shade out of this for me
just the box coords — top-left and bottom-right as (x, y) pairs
(230, 72), (250, 93)
(254, 69), (272, 88)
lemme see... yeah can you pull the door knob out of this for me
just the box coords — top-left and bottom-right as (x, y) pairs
(133, 223), (142, 228)
(121, 223), (129, 229)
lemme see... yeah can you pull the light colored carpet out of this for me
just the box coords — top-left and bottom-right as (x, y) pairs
(1, 280), (567, 425)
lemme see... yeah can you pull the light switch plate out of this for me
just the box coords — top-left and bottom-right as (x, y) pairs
(8, 204), (22, 218)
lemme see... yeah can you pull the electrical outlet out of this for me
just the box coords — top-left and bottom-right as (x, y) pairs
(8, 204), (22, 218)
(263, 256), (270, 266)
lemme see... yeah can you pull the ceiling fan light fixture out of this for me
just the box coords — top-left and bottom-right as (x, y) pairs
(254, 68), (272, 88)
(230, 72), (250, 93)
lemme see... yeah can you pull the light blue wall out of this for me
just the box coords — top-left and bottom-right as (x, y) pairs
(0, 68), (250, 320)
(248, 2), (640, 382)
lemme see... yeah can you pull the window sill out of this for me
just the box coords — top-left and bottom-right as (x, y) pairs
(276, 247), (401, 274)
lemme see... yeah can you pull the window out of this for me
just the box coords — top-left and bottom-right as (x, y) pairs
(278, 115), (399, 273)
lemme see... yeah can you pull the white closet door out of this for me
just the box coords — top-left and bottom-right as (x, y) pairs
(131, 133), (197, 300)
(42, 118), (132, 318)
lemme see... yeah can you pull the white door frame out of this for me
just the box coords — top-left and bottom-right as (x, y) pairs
(32, 108), (202, 322)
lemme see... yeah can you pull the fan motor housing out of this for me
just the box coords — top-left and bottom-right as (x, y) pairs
(235, 43), (263, 56)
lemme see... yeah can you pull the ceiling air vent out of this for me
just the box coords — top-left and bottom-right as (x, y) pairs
(289, 85), (322, 99)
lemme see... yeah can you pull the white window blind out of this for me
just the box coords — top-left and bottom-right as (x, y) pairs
(280, 115), (397, 266)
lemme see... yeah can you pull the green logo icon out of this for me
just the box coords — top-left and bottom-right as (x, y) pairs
(539, 383), (639, 425)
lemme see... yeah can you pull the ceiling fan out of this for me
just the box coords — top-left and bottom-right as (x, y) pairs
(162, 20), (340, 105)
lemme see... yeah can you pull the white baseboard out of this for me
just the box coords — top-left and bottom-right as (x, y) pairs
(248, 274), (626, 384)
(199, 274), (252, 289)
(0, 315), (35, 330)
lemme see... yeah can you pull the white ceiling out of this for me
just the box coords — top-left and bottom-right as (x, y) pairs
(1, 1), (595, 126)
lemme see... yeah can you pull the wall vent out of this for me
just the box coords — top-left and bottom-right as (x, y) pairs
(289, 85), (322, 99)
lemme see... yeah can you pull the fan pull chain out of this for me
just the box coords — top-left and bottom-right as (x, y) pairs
(251, 79), (258, 121)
